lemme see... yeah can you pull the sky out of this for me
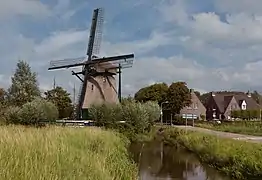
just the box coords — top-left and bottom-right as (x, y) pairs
(1, 0), (262, 99)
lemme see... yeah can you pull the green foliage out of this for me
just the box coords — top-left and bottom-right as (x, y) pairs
(251, 90), (262, 105)
(166, 82), (191, 114)
(200, 114), (206, 120)
(231, 110), (261, 119)
(134, 83), (168, 104)
(89, 101), (160, 137)
(5, 98), (58, 126)
(121, 95), (136, 105)
(163, 128), (262, 179)
(3, 106), (20, 124)
(194, 91), (201, 99)
(0, 88), (6, 103)
(143, 101), (161, 125)
(44, 86), (73, 119)
(7, 60), (41, 106)
(196, 121), (262, 136)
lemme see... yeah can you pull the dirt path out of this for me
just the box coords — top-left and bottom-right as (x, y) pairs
(174, 125), (262, 143)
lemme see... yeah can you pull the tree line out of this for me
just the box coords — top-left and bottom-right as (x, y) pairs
(0, 60), (74, 125)
(134, 82), (192, 115)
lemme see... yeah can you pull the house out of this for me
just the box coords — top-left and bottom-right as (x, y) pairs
(180, 89), (206, 120)
(205, 91), (261, 120)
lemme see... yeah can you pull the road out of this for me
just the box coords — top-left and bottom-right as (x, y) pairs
(174, 125), (262, 143)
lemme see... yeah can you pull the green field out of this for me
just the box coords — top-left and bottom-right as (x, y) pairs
(196, 121), (262, 136)
(0, 126), (137, 180)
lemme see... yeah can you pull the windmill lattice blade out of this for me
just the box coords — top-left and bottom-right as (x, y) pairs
(90, 54), (134, 64)
(48, 57), (86, 70)
(98, 58), (134, 69)
(86, 8), (104, 59)
(92, 8), (104, 56)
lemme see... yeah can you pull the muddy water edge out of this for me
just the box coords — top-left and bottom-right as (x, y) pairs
(129, 140), (232, 180)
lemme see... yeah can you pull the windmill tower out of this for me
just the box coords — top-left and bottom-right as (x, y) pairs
(48, 8), (134, 119)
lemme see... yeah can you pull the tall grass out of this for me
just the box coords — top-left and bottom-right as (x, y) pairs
(163, 127), (262, 179)
(196, 121), (262, 136)
(0, 126), (137, 180)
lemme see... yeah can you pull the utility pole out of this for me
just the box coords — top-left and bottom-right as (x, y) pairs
(53, 76), (56, 89)
(160, 101), (169, 125)
(73, 83), (76, 104)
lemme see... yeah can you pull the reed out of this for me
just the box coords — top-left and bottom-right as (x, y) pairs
(0, 126), (137, 180)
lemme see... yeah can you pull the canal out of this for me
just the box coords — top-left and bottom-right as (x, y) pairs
(129, 141), (231, 180)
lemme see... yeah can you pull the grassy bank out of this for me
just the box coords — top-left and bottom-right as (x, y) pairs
(0, 126), (137, 180)
(196, 121), (262, 136)
(163, 127), (262, 179)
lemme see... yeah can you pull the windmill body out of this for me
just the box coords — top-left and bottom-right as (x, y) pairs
(48, 8), (134, 119)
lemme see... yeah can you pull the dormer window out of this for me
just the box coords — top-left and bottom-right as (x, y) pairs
(241, 100), (247, 110)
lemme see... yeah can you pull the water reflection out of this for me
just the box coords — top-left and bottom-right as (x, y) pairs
(129, 141), (231, 180)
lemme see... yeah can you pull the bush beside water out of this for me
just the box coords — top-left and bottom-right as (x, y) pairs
(163, 127), (262, 179)
(0, 126), (137, 180)
(89, 100), (161, 140)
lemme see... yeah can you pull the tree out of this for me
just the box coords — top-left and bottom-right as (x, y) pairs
(0, 88), (7, 105)
(251, 91), (262, 105)
(44, 86), (73, 119)
(194, 91), (201, 99)
(8, 60), (41, 106)
(166, 82), (191, 115)
(134, 83), (168, 104)
(199, 92), (210, 106)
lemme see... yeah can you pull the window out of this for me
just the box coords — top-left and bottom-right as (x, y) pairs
(102, 77), (106, 83)
(187, 105), (192, 109)
(194, 103), (198, 109)
(91, 85), (94, 90)
(242, 104), (246, 110)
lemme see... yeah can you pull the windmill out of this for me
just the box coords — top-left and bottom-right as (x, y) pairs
(48, 8), (134, 119)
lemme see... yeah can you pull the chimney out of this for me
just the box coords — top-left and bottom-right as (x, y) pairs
(211, 91), (215, 97)
(247, 91), (251, 98)
(190, 89), (194, 93)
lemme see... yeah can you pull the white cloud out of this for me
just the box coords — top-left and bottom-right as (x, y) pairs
(2, 0), (262, 98)
(102, 30), (174, 56)
(0, 0), (51, 19)
(34, 29), (88, 56)
(214, 0), (262, 15)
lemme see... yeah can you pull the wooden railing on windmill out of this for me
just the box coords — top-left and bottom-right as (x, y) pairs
(48, 8), (134, 120)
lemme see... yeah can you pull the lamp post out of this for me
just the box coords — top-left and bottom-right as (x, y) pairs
(161, 101), (169, 125)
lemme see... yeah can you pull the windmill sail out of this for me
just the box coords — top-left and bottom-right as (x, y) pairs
(48, 57), (86, 70)
(86, 8), (104, 60)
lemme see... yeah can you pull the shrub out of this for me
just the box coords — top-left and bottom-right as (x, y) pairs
(200, 114), (206, 120)
(89, 101), (160, 135)
(4, 106), (20, 124)
(5, 98), (58, 126)
(143, 101), (161, 125)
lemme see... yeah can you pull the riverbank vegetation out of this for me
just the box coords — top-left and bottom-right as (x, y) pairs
(0, 126), (137, 180)
(163, 127), (262, 179)
(196, 121), (262, 136)
(89, 99), (161, 141)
